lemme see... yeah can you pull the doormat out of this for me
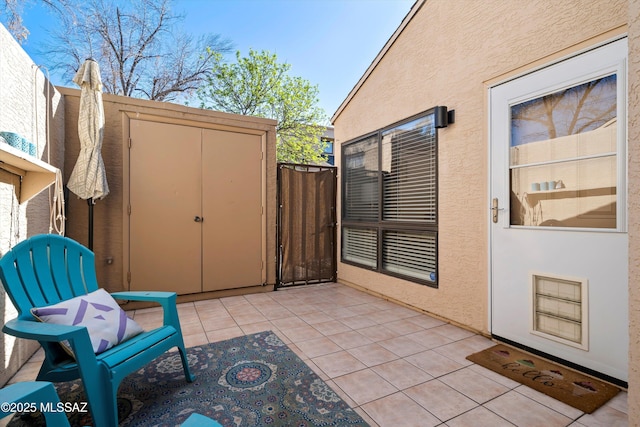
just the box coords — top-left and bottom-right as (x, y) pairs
(466, 344), (620, 414)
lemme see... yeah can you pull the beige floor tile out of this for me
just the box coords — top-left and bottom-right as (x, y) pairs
(378, 335), (428, 357)
(219, 295), (249, 308)
(430, 324), (476, 341)
(347, 343), (399, 367)
(368, 309), (406, 324)
(405, 350), (465, 378)
(514, 385), (584, 419)
(406, 314), (447, 329)
(312, 350), (367, 378)
(445, 406), (514, 427)
(332, 369), (397, 405)
(439, 366), (510, 403)
(286, 304), (318, 316)
(372, 359), (433, 390)
(484, 390), (572, 427)
(406, 329), (454, 349)
(298, 311), (333, 325)
(329, 330), (374, 350)
(326, 379), (358, 408)
(384, 319), (425, 335)
(295, 336), (343, 358)
(575, 404), (628, 427)
(362, 392), (442, 427)
(432, 335), (494, 366)
(280, 324), (324, 343)
(386, 305), (422, 319)
(199, 315), (238, 332)
(606, 391), (628, 414)
(230, 311), (268, 326)
(239, 321), (274, 335)
(357, 324), (399, 342)
(193, 298), (224, 310)
(313, 320), (352, 336)
(205, 326), (244, 343)
(404, 380), (477, 422)
(256, 306), (295, 320)
(270, 316), (308, 330)
(183, 331), (209, 348)
(340, 314), (379, 330)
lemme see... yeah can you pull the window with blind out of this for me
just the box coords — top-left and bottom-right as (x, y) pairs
(341, 110), (438, 286)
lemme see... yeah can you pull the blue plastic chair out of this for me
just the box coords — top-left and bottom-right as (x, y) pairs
(0, 235), (195, 427)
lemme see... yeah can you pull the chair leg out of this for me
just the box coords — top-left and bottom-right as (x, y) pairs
(177, 343), (195, 382)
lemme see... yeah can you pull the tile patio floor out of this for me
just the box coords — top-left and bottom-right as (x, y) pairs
(7, 282), (628, 427)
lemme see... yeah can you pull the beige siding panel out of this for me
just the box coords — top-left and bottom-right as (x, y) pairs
(333, 0), (627, 334)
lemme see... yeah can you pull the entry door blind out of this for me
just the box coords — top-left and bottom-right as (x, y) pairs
(382, 116), (436, 223)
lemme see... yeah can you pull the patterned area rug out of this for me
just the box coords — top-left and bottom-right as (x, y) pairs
(8, 331), (369, 426)
(467, 344), (620, 414)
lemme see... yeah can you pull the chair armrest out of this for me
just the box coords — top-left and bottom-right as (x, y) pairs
(3, 318), (86, 342)
(110, 291), (176, 302)
(3, 318), (97, 368)
(110, 291), (180, 330)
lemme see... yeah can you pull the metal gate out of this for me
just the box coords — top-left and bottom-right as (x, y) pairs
(277, 163), (337, 287)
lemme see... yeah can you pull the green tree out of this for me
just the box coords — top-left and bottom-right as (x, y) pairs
(198, 49), (328, 164)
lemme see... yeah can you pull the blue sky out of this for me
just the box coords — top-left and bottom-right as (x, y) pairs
(16, 0), (415, 120)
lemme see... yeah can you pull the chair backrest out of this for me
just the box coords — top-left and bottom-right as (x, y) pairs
(0, 235), (98, 319)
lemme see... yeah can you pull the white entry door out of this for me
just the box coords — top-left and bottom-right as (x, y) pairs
(489, 38), (628, 383)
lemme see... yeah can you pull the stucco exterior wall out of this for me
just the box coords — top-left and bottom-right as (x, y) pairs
(333, 0), (627, 334)
(0, 24), (65, 386)
(58, 88), (278, 296)
(627, 0), (639, 421)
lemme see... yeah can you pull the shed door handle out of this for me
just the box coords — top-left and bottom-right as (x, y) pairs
(194, 216), (203, 222)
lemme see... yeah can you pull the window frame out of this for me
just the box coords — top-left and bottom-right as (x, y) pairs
(341, 108), (439, 287)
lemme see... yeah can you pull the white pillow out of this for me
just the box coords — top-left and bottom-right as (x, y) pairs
(31, 289), (144, 356)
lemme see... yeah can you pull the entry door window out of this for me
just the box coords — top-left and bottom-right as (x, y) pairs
(509, 75), (618, 228)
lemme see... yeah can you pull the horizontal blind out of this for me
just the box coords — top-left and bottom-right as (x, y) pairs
(382, 230), (436, 282)
(382, 115), (436, 223)
(343, 135), (379, 221)
(342, 227), (377, 268)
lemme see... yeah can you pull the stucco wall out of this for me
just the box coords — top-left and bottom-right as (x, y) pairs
(333, 0), (627, 334)
(58, 88), (278, 296)
(0, 24), (65, 386)
(627, 0), (639, 421)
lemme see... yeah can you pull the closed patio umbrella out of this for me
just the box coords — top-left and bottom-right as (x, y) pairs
(67, 59), (109, 250)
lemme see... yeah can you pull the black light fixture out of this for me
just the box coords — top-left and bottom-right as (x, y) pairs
(434, 106), (455, 128)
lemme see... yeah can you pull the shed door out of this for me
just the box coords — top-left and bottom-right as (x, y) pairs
(129, 120), (202, 294)
(489, 39), (628, 383)
(202, 129), (265, 291)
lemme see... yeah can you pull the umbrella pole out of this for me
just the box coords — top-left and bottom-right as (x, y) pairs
(88, 198), (94, 251)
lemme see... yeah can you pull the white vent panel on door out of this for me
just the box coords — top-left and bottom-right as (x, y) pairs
(531, 273), (588, 350)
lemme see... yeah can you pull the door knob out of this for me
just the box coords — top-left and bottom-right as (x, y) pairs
(194, 216), (203, 222)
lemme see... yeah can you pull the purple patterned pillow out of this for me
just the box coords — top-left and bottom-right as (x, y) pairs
(31, 289), (144, 356)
